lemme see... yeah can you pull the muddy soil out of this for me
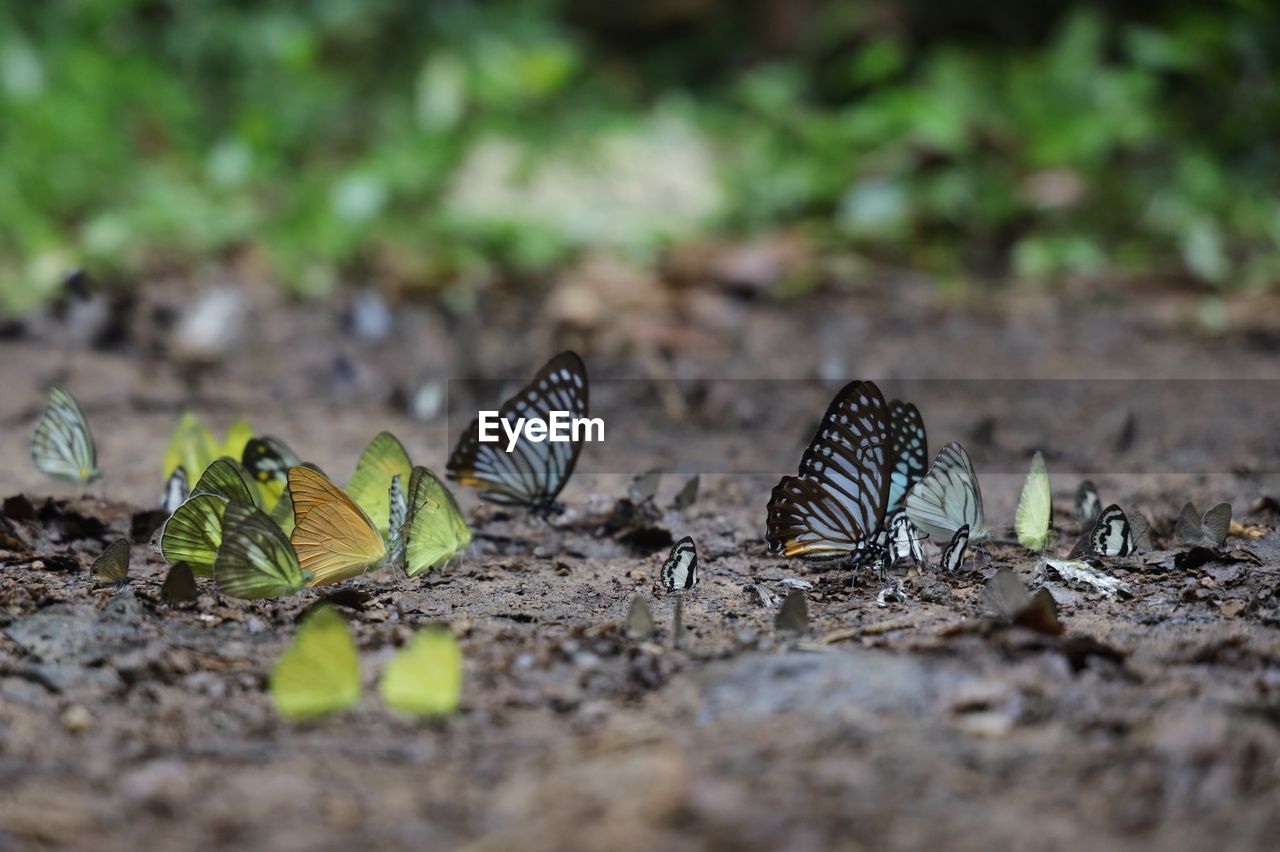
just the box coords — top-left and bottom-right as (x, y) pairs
(2, 266), (1280, 851)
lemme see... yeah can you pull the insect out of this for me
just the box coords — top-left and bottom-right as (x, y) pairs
(379, 628), (463, 717)
(162, 466), (189, 514)
(164, 413), (253, 486)
(983, 568), (1063, 635)
(886, 399), (928, 514)
(765, 380), (892, 569)
(447, 351), (589, 514)
(214, 502), (310, 599)
(151, 494), (228, 575)
(287, 466), (387, 586)
(189, 457), (262, 507)
(346, 432), (413, 539)
(628, 470), (662, 504)
(160, 562), (199, 604)
(940, 524), (971, 572)
(1175, 501), (1231, 549)
(90, 537), (130, 586)
(904, 442), (989, 545)
(1090, 504), (1132, 557)
(270, 607), (361, 720)
(1128, 513), (1153, 553)
(242, 435), (301, 510)
(660, 536), (699, 592)
(886, 509), (926, 566)
(673, 475), (700, 510)
(1015, 451), (1052, 552)
(397, 466), (472, 577)
(32, 386), (101, 485)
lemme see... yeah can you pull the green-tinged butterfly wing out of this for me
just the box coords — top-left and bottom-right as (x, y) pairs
(242, 435), (302, 511)
(379, 628), (462, 717)
(904, 442), (988, 544)
(32, 386), (100, 484)
(153, 494), (228, 576)
(214, 502), (307, 599)
(163, 411), (219, 482)
(270, 606), (361, 719)
(403, 466), (472, 577)
(90, 537), (130, 586)
(269, 486), (297, 537)
(221, 418), (255, 463)
(1015, 451), (1053, 552)
(191, 457), (262, 507)
(161, 562), (198, 604)
(346, 432), (413, 538)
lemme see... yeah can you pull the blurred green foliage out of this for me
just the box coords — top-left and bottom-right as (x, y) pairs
(1, 1), (1278, 313)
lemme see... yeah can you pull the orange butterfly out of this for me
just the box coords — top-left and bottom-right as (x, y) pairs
(287, 466), (387, 586)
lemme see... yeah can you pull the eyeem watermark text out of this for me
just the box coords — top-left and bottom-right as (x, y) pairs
(477, 411), (605, 451)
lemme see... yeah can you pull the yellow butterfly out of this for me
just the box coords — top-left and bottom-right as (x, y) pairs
(379, 628), (462, 717)
(270, 606), (361, 719)
(288, 466), (387, 587)
(346, 432), (413, 539)
(163, 412), (254, 482)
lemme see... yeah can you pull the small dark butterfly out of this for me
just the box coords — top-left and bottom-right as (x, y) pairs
(628, 470), (662, 504)
(447, 351), (589, 514)
(774, 589), (810, 632)
(983, 568), (1064, 636)
(1174, 501), (1231, 550)
(673, 475), (700, 510)
(660, 536), (698, 592)
(940, 523), (970, 572)
(1089, 504), (1132, 557)
(91, 537), (130, 586)
(161, 561), (198, 604)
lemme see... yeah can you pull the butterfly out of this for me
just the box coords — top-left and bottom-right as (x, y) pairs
(660, 536), (698, 591)
(765, 380), (892, 566)
(398, 466), (471, 578)
(270, 606), (361, 719)
(774, 589), (810, 632)
(447, 351), (589, 514)
(983, 568), (1063, 635)
(379, 628), (463, 717)
(152, 494), (228, 576)
(886, 399), (928, 514)
(1175, 501), (1231, 549)
(625, 594), (656, 641)
(1075, 480), (1101, 527)
(940, 524), (970, 572)
(673, 475), (700, 510)
(628, 470), (662, 504)
(162, 466), (189, 514)
(214, 502), (310, 599)
(160, 561), (199, 604)
(90, 537), (130, 586)
(287, 465), (387, 586)
(1015, 451), (1052, 552)
(190, 457), (262, 507)
(904, 442), (989, 545)
(32, 385), (101, 485)
(1128, 513), (1153, 553)
(346, 432), (413, 539)
(886, 509), (925, 566)
(242, 435), (301, 511)
(163, 412), (254, 485)
(1089, 504), (1132, 557)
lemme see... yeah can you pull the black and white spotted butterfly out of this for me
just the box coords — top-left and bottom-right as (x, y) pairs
(32, 386), (101, 485)
(765, 380), (892, 569)
(886, 400), (928, 514)
(447, 351), (589, 515)
(1175, 501), (1231, 549)
(940, 524), (970, 572)
(1075, 480), (1101, 527)
(886, 509), (926, 566)
(660, 535), (699, 591)
(1089, 504), (1132, 557)
(162, 466), (189, 514)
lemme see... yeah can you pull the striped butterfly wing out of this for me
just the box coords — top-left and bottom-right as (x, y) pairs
(346, 432), (413, 538)
(287, 466), (386, 586)
(403, 466), (471, 577)
(660, 536), (698, 591)
(32, 386), (100, 484)
(1090, 504), (1132, 557)
(886, 400), (928, 514)
(904, 442), (987, 544)
(940, 524), (970, 572)
(214, 501), (307, 599)
(154, 494), (228, 576)
(447, 351), (589, 512)
(766, 381), (892, 560)
(191, 457), (262, 507)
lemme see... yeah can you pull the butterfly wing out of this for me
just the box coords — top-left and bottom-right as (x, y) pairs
(161, 562), (199, 604)
(1128, 513), (1153, 553)
(90, 537), (130, 585)
(1201, 502), (1232, 548)
(162, 466), (190, 514)
(221, 418), (255, 462)
(288, 466), (386, 586)
(447, 351), (589, 510)
(1090, 504), (1132, 557)
(940, 524), (970, 571)
(1174, 501), (1204, 547)
(163, 411), (219, 483)
(673, 475), (700, 510)
(403, 467), (471, 577)
(191, 457), (262, 507)
(904, 442), (987, 543)
(379, 628), (463, 717)
(766, 381), (892, 560)
(346, 432), (413, 537)
(886, 400), (928, 514)
(270, 607), (361, 719)
(32, 386), (100, 484)
(1075, 480), (1101, 526)
(1015, 451), (1053, 552)
(214, 502), (307, 599)
(242, 435), (302, 511)
(154, 494), (228, 576)
(660, 536), (698, 591)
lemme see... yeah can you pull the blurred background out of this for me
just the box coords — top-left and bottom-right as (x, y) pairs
(2, 0), (1279, 314)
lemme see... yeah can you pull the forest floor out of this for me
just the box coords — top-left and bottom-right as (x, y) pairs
(2, 255), (1280, 850)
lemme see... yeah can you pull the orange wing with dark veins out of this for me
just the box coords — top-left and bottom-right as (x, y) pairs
(287, 466), (386, 586)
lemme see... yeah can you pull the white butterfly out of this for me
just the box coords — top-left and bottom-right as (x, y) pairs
(1090, 504), (1132, 557)
(661, 536), (698, 591)
(162, 466), (189, 514)
(32, 386), (101, 485)
(940, 524), (970, 572)
(904, 442), (988, 545)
